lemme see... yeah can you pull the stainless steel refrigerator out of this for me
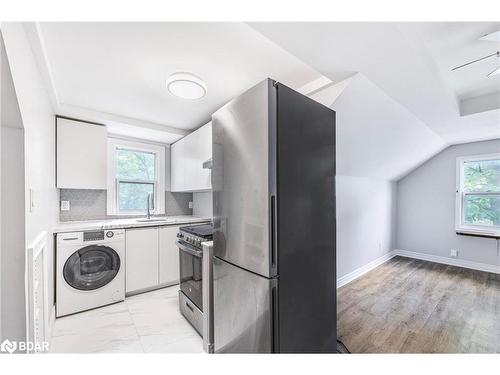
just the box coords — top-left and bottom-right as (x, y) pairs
(212, 78), (336, 353)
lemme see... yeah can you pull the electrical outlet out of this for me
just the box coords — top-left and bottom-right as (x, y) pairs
(450, 249), (458, 257)
(188, 201), (193, 209)
(61, 200), (70, 211)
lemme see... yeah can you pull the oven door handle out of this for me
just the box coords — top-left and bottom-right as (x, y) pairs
(176, 240), (203, 258)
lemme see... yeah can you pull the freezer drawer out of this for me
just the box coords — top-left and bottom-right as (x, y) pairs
(213, 256), (277, 353)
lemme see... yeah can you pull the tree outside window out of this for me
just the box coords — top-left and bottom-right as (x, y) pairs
(462, 157), (500, 229)
(116, 148), (157, 211)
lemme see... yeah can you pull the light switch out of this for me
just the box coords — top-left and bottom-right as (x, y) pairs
(188, 201), (193, 209)
(61, 200), (70, 211)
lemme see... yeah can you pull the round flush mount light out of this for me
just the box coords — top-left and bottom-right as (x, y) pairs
(166, 72), (207, 100)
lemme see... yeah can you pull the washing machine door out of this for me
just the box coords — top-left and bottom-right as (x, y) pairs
(63, 245), (121, 291)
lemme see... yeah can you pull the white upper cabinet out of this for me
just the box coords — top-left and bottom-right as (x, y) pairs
(56, 117), (107, 189)
(171, 121), (212, 192)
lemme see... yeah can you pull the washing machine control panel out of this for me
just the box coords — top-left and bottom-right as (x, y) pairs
(83, 230), (105, 242)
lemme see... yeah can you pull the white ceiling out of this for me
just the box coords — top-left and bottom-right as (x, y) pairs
(34, 22), (321, 142)
(250, 22), (500, 145)
(24, 22), (500, 180)
(412, 22), (500, 101)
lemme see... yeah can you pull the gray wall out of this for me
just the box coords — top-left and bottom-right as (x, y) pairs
(397, 139), (500, 266)
(193, 191), (213, 218)
(1, 30), (30, 344)
(1, 33), (27, 342)
(59, 189), (193, 221)
(1, 127), (25, 343)
(336, 175), (397, 278)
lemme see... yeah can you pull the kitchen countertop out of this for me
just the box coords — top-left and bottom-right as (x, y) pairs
(53, 215), (212, 233)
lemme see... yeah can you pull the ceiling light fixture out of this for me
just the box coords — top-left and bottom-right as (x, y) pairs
(166, 72), (207, 100)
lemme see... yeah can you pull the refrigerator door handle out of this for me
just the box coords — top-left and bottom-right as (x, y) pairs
(270, 195), (277, 269)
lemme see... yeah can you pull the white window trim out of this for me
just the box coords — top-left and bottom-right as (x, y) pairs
(455, 153), (500, 237)
(107, 138), (165, 216)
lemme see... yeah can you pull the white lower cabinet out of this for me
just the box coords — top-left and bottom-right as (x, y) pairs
(125, 225), (181, 294)
(125, 228), (159, 293)
(159, 226), (181, 284)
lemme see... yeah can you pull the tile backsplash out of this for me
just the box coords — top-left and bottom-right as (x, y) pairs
(59, 189), (193, 222)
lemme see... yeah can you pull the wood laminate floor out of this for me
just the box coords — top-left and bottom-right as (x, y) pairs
(337, 256), (500, 353)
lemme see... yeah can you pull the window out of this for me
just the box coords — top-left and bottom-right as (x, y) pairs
(107, 138), (165, 215)
(456, 154), (500, 236)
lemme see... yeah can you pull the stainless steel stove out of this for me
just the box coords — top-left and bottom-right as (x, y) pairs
(176, 224), (213, 336)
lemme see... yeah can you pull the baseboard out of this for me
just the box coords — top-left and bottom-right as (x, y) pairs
(393, 249), (500, 275)
(125, 281), (179, 297)
(337, 251), (396, 288)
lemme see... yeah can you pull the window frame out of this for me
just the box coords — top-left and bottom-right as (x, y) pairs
(107, 138), (165, 216)
(455, 153), (500, 236)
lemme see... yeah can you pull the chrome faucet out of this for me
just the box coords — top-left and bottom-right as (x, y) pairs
(146, 193), (152, 219)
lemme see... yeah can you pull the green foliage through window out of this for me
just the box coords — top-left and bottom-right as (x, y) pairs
(463, 159), (500, 227)
(116, 148), (156, 211)
(116, 148), (155, 180)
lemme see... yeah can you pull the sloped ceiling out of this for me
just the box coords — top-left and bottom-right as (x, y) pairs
(331, 74), (446, 180)
(250, 22), (500, 180)
(250, 22), (500, 145)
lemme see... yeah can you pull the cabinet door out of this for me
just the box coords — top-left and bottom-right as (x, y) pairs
(170, 121), (212, 192)
(125, 228), (159, 293)
(188, 122), (212, 191)
(170, 138), (185, 192)
(56, 117), (107, 189)
(159, 226), (181, 285)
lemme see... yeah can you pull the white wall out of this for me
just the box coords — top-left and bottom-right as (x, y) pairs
(1, 23), (58, 341)
(327, 75), (408, 279)
(336, 175), (397, 278)
(397, 139), (500, 266)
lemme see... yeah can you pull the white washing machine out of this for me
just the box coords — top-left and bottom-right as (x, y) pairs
(56, 229), (125, 317)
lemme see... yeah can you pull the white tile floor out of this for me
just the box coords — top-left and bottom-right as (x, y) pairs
(50, 285), (203, 353)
